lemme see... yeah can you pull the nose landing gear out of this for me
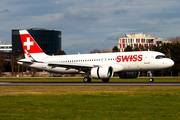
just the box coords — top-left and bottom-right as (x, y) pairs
(148, 71), (154, 82)
(149, 78), (154, 82)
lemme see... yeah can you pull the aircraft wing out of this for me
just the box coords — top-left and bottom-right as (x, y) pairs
(48, 62), (124, 72)
(48, 62), (98, 69)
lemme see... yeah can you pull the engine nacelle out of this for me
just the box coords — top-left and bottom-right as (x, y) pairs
(91, 66), (113, 79)
(118, 72), (139, 79)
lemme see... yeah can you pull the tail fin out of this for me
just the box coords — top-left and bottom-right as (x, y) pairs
(19, 30), (47, 60)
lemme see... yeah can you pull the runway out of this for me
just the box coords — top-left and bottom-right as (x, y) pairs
(0, 82), (180, 86)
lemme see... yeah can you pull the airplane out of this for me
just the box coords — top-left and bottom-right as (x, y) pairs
(17, 30), (174, 82)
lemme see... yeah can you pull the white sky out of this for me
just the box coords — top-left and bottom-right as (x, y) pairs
(0, 0), (180, 54)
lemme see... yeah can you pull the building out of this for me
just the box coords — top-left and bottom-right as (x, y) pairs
(12, 28), (61, 56)
(118, 33), (163, 52)
(0, 42), (12, 59)
(0, 42), (12, 53)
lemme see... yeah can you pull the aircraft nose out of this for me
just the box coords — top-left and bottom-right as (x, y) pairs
(168, 59), (174, 67)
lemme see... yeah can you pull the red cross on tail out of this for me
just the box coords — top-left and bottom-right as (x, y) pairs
(19, 30), (44, 54)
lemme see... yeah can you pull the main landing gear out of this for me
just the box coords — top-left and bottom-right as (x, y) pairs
(83, 72), (91, 82)
(83, 72), (110, 82)
(102, 79), (109, 82)
(148, 71), (154, 82)
(83, 77), (91, 82)
(83, 77), (110, 82)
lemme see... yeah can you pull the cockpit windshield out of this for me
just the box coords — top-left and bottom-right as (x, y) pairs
(155, 55), (167, 59)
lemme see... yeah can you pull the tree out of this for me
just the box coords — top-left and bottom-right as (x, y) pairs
(16, 54), (24, 76)
(167, 36), (180, 43)
(168, 42), (180, 76)
(30, 68), (38, 77)
(102, 49), (112, 53)
(56, 50), (66, 55)
(90, 49), (101, 53)
(10, 55), (16, 76)
(112, 46), (119, 52)
(138, 44), (145, 51)
(0, 54), (7, 76)
(133, 47), (140, 51)
(124, 45), (133, 52)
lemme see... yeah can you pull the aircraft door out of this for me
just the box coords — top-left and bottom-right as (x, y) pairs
(144, 53), (150, 64)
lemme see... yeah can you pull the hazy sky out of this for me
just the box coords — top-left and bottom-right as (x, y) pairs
(0, 0), (180, 54)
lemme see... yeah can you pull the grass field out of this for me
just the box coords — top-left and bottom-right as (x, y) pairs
(0, 77), (180, 119)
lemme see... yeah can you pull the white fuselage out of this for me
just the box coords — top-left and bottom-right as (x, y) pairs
(18, 51), (174, 74)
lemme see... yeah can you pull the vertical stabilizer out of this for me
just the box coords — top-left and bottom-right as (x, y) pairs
(19, 30), (47, 60)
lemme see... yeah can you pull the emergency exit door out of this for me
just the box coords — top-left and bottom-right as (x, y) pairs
(144, 54), (150, 64)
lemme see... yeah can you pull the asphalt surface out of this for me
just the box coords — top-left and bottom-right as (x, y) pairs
(0, 82), (180, 86)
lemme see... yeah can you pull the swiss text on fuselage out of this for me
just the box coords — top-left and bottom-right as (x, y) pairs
(116, 54), (143, 62)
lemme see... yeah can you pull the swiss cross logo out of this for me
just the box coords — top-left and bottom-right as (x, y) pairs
(24, 37), (34, 50)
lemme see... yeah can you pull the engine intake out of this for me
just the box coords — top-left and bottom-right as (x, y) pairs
(91, 66), (113, 79)
(118, 72), (139, 79)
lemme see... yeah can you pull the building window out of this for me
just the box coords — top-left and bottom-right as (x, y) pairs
(146, 39), (153, 43)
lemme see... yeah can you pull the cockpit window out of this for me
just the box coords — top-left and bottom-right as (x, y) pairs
(155, 55), (167, 59)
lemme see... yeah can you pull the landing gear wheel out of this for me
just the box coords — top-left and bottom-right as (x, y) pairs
(149, 78), (154, 82)
(102, 79), (109, 82)
(83, 77), (91, 83)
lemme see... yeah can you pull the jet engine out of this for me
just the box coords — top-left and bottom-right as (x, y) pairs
(118, 72), (139, 79)
(91, 66), (113, 79)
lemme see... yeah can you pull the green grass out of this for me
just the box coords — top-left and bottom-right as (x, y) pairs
(0, 77), (180, 82)
(0, 86), (180, 120)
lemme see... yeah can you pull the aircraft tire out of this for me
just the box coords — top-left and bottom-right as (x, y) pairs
(83, 77), (91, 82)
(102, 79), (109, 82)
(149, 78), (154, 82)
